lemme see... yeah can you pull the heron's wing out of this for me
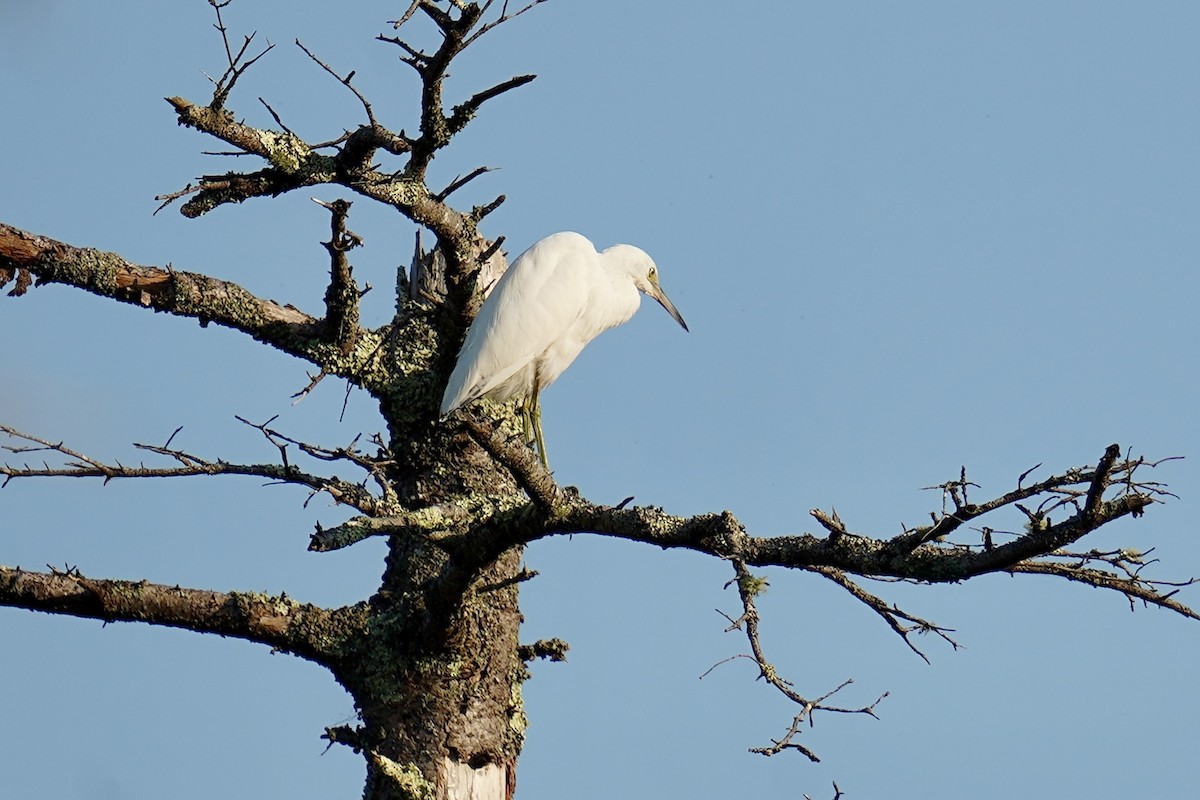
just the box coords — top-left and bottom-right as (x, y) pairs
(440, 233), (595, 414)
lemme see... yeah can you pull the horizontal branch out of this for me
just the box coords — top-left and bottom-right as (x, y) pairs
(0, 425), (385, 515)
(310, 506), (469, 552)
(447, 445), (1195, 622)
(0, 222), (332, 362)
(158, 166), (334, 219)
(533, 484), (1156, 580)
(0, 566), (356, 665)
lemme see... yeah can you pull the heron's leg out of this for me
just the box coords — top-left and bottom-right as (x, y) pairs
(519, 396), (535, 445)
(513, 391), (550, 467)
(531, 387), (549, 468)
(515, 393), (548, 467)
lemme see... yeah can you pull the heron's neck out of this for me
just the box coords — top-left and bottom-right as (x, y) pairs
(595, 259), (641, 331)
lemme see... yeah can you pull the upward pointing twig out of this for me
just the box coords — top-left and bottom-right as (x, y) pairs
(205, 0), (274, 110)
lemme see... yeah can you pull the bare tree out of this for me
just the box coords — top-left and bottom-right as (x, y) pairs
(1, 3), (1195, 799)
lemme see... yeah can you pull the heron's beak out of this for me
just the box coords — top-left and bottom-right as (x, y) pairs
(646, 278), (689, 332)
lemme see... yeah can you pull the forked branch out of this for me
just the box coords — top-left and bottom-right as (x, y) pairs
(323, 443), (1192, 628)
(161, 0), (543, 277)
(205, 0), (275, 109)
(1010, 556), (1200, 620)
(702, 560), (887, 762)
(807, 566), (960, 663)
(521, 446), (1186, 593)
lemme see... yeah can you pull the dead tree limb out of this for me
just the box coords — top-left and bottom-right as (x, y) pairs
(705, 560), (888, 762)
(0, 222), (320, 350)
(0, 565), (358, 667)
(0, 425), (386, 515)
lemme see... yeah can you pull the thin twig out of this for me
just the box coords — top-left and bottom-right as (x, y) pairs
(206, 0), (274, 109)
(296, 39), (378, 127)
(716, 559), (886, 761)
(435, 166), (496, 201)
(808, 565), (960, 663)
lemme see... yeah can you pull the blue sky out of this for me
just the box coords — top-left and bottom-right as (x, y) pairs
(2, 2), (1198, 798)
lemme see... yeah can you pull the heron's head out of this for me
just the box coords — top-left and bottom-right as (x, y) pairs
(609, 245), (689, 332)
(640, 262), (689, 332)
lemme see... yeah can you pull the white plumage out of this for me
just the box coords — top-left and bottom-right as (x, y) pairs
(440, 231), (688, 464)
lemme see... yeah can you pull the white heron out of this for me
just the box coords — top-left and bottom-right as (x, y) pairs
(440, 231), (689, 466)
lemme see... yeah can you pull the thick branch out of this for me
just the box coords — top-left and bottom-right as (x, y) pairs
(438, 445), (1195, 621)
(331, 444), (1187, 620)
(163, 96), (468, 238)
(529, 449), (1169, 577)
(0, 566), (351, 665)
(168, 97), (324, 172)
(461, 415), (560, 510)
(0, 222), (329, 361)
(310, 506), (469, 552)
(531, 486), (1157, 578)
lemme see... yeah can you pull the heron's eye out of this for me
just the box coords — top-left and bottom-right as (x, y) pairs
(648, 267), (657, 280)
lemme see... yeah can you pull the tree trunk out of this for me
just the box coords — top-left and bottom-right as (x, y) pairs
(338, 540), (526, 800)
(334, 280), (529, 798)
